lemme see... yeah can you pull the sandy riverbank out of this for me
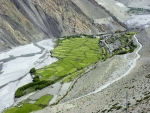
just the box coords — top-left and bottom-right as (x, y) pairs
(0, 39), (57, 112)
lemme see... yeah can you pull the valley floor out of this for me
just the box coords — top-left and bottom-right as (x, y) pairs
(1, 30), (150, 113)
(34, 34), (150, 113)
(0, 39), (57, 113)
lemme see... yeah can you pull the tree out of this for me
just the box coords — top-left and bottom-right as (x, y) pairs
(33, 76), (40, 82)
(29, 68), (36, 75)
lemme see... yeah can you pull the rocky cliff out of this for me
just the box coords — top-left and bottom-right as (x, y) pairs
(0, 0), (125, 51)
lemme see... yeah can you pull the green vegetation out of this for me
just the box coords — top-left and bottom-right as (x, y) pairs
(15, 32), (137, 98)
(16, 37), (109, 97)
(101, 109), (107, 113)
(37, 37), (109, 81)
(113, 32), (137, 55)
(108, 103), (122, 112)
(106, 37), (119, 44)
(136, 95), (150, 104)
(127, 7), (150, 14)
(127, 32), (137, 35)
(29, 68), (36, 75)
(62, 69), (85, 83)
(33, 76), (40, 82)
(143, 95), (150, 100)
(12, 36), (109, 113)
(35, 94), (53, 106)
(15, 80), (55, 98)
(7, 32), (138, 113)
(99, 103), (122, 112)
(4, 95), (53, 113)
(4, 104), (42, 113)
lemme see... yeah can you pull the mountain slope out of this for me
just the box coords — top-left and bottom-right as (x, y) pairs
(0, 0), (126, 52)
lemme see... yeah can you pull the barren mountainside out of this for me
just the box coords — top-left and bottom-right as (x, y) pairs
(0, 0), (125, 52)
(0, 0), (150, 113)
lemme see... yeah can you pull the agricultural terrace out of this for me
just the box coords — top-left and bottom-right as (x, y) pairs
(9, 37), (109, 113)
(15, 36), (110, 98)
(15, 33), (137, 98)
(35, 94), (53, 106)
(7, 33), (137, 113)
(4, 95), (53, 113)
(4, 104), (42, 113)
(37, 37), (110, 81)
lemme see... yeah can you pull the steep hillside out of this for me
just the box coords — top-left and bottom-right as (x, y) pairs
(71, 0), (125, 32)
(0, 0), (126, 52)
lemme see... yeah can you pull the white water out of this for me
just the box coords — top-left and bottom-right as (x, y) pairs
(67, 35), (142, 102)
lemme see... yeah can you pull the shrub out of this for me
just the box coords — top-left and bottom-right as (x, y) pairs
(33, 76), (40, 82)
(15, 80), (54, 98)
(143, 95), (150, 100)
(116, 106), (122, 110)
(30, 68), (36, 75)
(15, 89), (26, 98)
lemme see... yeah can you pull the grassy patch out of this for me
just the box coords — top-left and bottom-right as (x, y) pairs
(63, 69), (85, 83)
(4, 104), (42, 113)
(35, 94), (53, 106)
(37, 37), (107, 81)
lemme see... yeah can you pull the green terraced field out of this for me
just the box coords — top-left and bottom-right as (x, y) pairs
(4, 104), (42, 113)
(35, 94), (53, 106)
(7, 33), (137, 113)
(37, 37), (109, 81)
(14, 33), (137, 99)
(63, 69), (85, 83)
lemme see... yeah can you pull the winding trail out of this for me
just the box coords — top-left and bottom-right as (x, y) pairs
(66, 34), (142, 102)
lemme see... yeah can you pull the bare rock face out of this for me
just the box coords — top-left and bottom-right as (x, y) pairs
(0, 0), (61, 51)
(136, 28), (150, 45)
(0, 0), (125, 51)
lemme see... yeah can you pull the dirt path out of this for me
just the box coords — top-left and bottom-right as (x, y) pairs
(64, 34), (142, 102)
(34, 34), (143, 113)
